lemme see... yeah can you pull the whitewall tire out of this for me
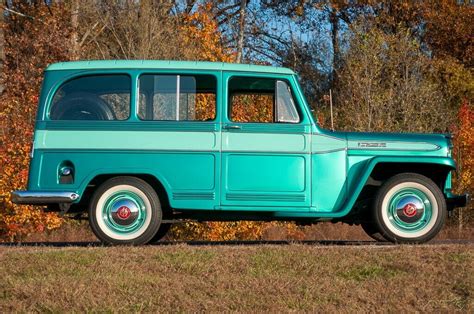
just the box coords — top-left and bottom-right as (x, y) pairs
(89, 177), (162, 245)
(374, 173), (447, 243)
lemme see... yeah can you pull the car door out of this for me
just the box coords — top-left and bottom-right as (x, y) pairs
(220, 72), (312, 210)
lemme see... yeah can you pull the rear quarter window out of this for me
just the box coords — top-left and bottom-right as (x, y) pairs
(138, 74), (216, 121)
(50, 74), (131, 120)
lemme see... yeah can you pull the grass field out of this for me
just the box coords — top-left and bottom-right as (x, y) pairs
(0, 244), (472, 312)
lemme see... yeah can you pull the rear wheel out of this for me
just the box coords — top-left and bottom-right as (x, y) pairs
(374, 173), (446, 244)
(89, 177), (162, 245)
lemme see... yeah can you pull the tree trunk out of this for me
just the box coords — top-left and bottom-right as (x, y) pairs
(329, 8), (339, 88)
(236, 0), (247, 63)
(70, 0), (80, 60)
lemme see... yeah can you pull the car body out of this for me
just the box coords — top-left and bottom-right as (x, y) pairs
(11, 60), (468, 244)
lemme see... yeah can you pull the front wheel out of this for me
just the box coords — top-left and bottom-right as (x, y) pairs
(374, 173), (447, 244)
(89, 177), (162, 245)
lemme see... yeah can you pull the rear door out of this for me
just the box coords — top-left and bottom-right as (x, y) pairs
(220, 73), (312, 210)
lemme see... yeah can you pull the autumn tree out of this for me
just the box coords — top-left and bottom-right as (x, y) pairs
(452, 100), (474, 226)
(75, 0), (181, 60)
(0, 3), (70, 239)
(333, 23), (448, 133)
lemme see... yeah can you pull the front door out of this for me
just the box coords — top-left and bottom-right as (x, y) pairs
(220, 73), (311, 210)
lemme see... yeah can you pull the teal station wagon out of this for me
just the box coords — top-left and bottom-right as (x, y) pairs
(12, 60), (468, 245)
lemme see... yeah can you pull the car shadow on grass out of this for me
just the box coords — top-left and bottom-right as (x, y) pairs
(0, 239), (384, 247)
(2, 239), (472, 247)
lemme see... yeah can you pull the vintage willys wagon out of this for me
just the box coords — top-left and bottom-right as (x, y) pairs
(12, 60), (468, 244)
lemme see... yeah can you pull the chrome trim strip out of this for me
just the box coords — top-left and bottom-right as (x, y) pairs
(11, 191), (79, 204)
(347, 146), (441, 154)
(347, 141), (441, 151)
(222, 150), (310, 154)
(312, 148), (347, 154)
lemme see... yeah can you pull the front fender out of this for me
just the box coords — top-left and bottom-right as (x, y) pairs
(334, 156), (456, 218)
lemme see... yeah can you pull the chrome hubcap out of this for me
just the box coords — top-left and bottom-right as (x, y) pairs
(110, 199), (139, 226)
(395, 196), (424, 224)
(387, 188), (432, 233)
(101, 190), (147, 234)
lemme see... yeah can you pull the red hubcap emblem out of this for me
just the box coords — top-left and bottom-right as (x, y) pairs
(403, 203), (417, 217)
(117, 206), (131, 220)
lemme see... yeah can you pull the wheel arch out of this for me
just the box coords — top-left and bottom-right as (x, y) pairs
(74, 173), (172, 216)
(369, 162), (453, 191)
(340, 156), (455, 220)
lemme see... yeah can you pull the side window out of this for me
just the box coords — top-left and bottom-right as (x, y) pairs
(50, 75), (130, 120)
(229, 76), (300, 123)
(138, 74), (216, 121)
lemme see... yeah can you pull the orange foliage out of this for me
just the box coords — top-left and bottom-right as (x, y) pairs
(0, 4), (70, 240)
(231, 94), (274, 123)
(179, 3), (235, 63)
(452, 100), (474, 199)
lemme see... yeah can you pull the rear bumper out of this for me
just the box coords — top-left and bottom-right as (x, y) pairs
(11, 191), (79, 205)
(446, 193), (469, 210)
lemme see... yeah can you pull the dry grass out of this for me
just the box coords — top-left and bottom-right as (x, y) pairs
(20, 220), (474, 243)
(0, 244), (472, 312)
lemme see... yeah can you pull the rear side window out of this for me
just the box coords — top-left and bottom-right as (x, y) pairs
(50, 75), (131, 120)
(138, 74), (216, 121)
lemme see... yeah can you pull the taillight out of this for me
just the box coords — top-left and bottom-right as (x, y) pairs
(30, 140), (35, 158)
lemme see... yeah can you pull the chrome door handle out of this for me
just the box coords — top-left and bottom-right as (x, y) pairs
(223, 125), (241, 130)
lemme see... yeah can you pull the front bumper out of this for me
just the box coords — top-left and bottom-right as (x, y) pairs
(11, 191), (79, 205)
(446, 193), (469, 210)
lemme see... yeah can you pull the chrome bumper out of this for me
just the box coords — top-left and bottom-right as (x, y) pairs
(11, 191), (80, 205)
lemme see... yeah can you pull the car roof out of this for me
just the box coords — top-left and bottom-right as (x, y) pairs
(46, 60), (295, 75)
